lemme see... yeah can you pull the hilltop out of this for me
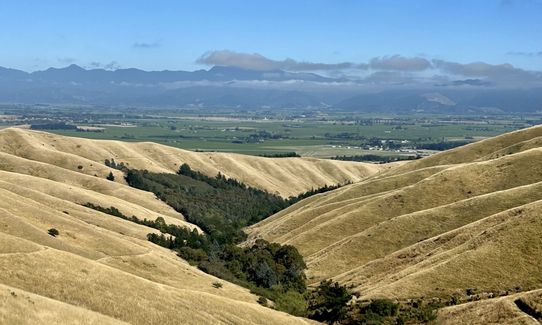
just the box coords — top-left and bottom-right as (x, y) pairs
(0, 127), (383, 198)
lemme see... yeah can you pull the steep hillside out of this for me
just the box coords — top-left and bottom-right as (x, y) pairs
(0, 127), (384, 197)
(246, 125), (542, 304)
(0, 128), (349, 324)
(0, 171), (314, 324)
(438, 289), (542, 324)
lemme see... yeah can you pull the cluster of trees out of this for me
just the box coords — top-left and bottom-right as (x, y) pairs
(84, 201), (307, 311)
(332, 154), (419, 163)
(416, 141), (470, 151)
(99, 160), (374, 319)
(104, 158), (127, 171)
(258, 152), (300, 158)
(124, 163), (344, 243)
(30, 122), (77, 130)
(308, 280), (439, 324)
(288, 183), (346, 204)
(125, 165), (289, 243)
(231, 130), (287, 144)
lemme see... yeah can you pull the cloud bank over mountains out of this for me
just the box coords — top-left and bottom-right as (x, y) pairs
(196, 50), (542, 87)
(196, 50), (366, 71)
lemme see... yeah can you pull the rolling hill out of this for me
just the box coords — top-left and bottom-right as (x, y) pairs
(0, 127), (384, 324)
(246, 124), (542, 322)
(0, 128), (384, 198)
(3, 125), (541, 323)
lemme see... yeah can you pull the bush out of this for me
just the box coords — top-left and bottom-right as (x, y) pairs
(345, 298), (439, 324)
(346, 299), (399, 324)
(257, 296), (268, 306)
(308, 280), (351, 323)
(106, 171), (115, 181)
(363, 299), (399, 317)
(48, 228), (59, 237)
(177, 247), (208, 263)
(212, 282), (223, 289)
(274, 290), (308, 316)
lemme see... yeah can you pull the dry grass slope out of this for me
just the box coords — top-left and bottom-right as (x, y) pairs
(0, 128), (335, 324)
(0, 179), (315, 324)
(246, 124), (542, 309)
(0, 127), (384, 197)
(3, 124), (541, 324)
(0, 283), (129, 325)
(438, 289), (542, 324)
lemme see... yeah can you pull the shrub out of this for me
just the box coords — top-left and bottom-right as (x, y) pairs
(48, 228), (59, 237)
(347, 299), (399, 324)
(106, 171), (115, 181)
(308, 280), (351, 323)
(274, 290), (308, 316)
(363, 299), (399, 317)
(177, 247), (208, 263)
(212, 282), (223, 289)
(449, 294), (461, 306)
(257, 296), (268, 306)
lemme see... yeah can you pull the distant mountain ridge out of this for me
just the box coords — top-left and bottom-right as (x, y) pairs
(1, 64), (541, 112)
(1, 64), (334, 84)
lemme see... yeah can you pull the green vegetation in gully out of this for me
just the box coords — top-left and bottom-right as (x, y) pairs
(87, 160), (340, 318)
(87, 160), (440, 323)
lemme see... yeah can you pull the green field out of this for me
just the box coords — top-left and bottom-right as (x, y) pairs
(1, 105), (537, 157)
(48, 118), (520, 156)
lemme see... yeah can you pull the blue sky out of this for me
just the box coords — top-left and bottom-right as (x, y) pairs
(1, 0), (541, 72)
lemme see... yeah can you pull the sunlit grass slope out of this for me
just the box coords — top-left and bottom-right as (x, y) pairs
(0, 178), (315, 325)
(0, 127), (384, 197)
(246, 125), (542, 304)
(0, 128), (331, 324)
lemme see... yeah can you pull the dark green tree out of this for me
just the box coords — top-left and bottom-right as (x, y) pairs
(178, 163), (192, 176)
(308, 280), (351, 324)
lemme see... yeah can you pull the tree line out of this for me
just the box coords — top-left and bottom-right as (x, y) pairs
(92, 159), (447, 322)
(95, 160), (446, 321)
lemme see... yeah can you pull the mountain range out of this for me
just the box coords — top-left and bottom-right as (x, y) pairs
(1, 65), (541, 113)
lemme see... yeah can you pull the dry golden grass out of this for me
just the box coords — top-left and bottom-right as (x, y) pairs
(0, 127), (383, 197)
(0, 233), (315, 325)
(247, 124), (542, 305)
(0, 283), (129, 325)
(340, 200), (542, 298)
(438, 289), (542, 324)
(0, 151), (184, 221)
(0, 183), (315, 324)
(384, 124), (542, 175)
(3, 125), (541, 323)
(0, 129), (331, 324)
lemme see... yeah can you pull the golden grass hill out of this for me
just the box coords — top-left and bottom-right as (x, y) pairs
(1, 125), (541, 324)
